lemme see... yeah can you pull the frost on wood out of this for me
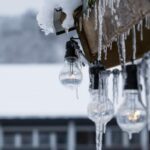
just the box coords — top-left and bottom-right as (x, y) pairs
(37, 0), (82, 35)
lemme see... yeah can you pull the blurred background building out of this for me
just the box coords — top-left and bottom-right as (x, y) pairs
(0, 0), (149, 150)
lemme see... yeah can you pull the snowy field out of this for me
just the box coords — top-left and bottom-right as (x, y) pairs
(0, 65), (90, 118)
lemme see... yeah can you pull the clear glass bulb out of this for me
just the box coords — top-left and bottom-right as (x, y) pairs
(87, 90), (114, 125)
(116, 90), (147, 136)
(59, 59), (82, 89)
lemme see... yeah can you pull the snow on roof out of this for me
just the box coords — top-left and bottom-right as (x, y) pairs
(0, 65), (90, 118)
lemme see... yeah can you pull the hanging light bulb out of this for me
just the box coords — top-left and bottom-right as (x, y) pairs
(87, 62), (114, 150)
(59, 40), (83, 89)
(88, 70), (114, 126)
(116, 64), (147, 139)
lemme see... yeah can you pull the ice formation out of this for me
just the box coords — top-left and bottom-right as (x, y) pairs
(113, 69), (120, 104)
(141, 52), (150, 130)
(132, 25), (136, 60)
(37, 0), (82, 35)
(88, 70), (114, 150)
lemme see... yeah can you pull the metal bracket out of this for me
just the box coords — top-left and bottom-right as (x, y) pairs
(53, 9), (76, 35)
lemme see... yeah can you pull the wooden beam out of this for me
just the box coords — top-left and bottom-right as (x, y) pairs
(74, 7), (150, 68)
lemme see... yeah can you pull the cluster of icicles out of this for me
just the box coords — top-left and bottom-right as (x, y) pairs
(87, 56), (150, 150)
(79, 1), (150, 67)
(84, 1), (150, 150)
(79, 0), (122, 61)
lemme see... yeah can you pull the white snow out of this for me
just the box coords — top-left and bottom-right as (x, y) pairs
(37, 0), (82, 34)
(0, 65), (90, 118)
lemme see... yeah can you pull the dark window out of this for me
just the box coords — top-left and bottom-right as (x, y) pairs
(129, 134), (140, 146)
(39, 132), (50, 146)
(4, 132), (15, 147)
(57, 132), (67, 145)
(57, 132), (67, 150)
(111, 128), (122, 146)
(21, 132), (32, 146)
(77, 131), (95, 145)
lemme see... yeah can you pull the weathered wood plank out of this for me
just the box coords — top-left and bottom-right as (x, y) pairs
(74, 0), (150, 67)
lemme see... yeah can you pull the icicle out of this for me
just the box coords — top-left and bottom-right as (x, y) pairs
(105, 0), (109, 6)
(145, 15), (150, 29)
(132, 25), (136, 60)
(98, 0), (103, 61)
(137, 21), (141, 31)
(110, 0), (115, 15)
(140, 20), (143, 41)
(113, 69), (120, 104)
(128, 132), (133, 140)
(103, 124), (106, 134)
(83, 13), (86, 20)
(124, 32), (128, 40)
(100, 71), (111, 103)
(137, 20), (143, 41)
(115, 15), (121, 27)
(104, 47), (108, 60)
(127, 29), (131, 36)
(109, 42), (113, 50)
(96, 123), (103, 150)
(116, 0), (120, 8)
(102, 0), (106, 16)
(94, 2), (98, 30)
(117, 33), (126, 72)
(86, 8), (91, 20)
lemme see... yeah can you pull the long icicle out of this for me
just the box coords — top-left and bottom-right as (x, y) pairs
(96, 122), (103, 150)
(117, 34), (126, 72)
(98, 0), (103, 61)
(132, 25), (136, 61)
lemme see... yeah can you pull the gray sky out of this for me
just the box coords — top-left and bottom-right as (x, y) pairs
(0, 0), (43, 16)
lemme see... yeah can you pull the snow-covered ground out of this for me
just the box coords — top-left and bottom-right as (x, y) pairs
(0, 65), (90, 118)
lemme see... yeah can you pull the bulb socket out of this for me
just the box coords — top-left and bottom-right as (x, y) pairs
(124, 64), (138, 90)
(65, 41), (78, 62)
(89, 62), (105, 90)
